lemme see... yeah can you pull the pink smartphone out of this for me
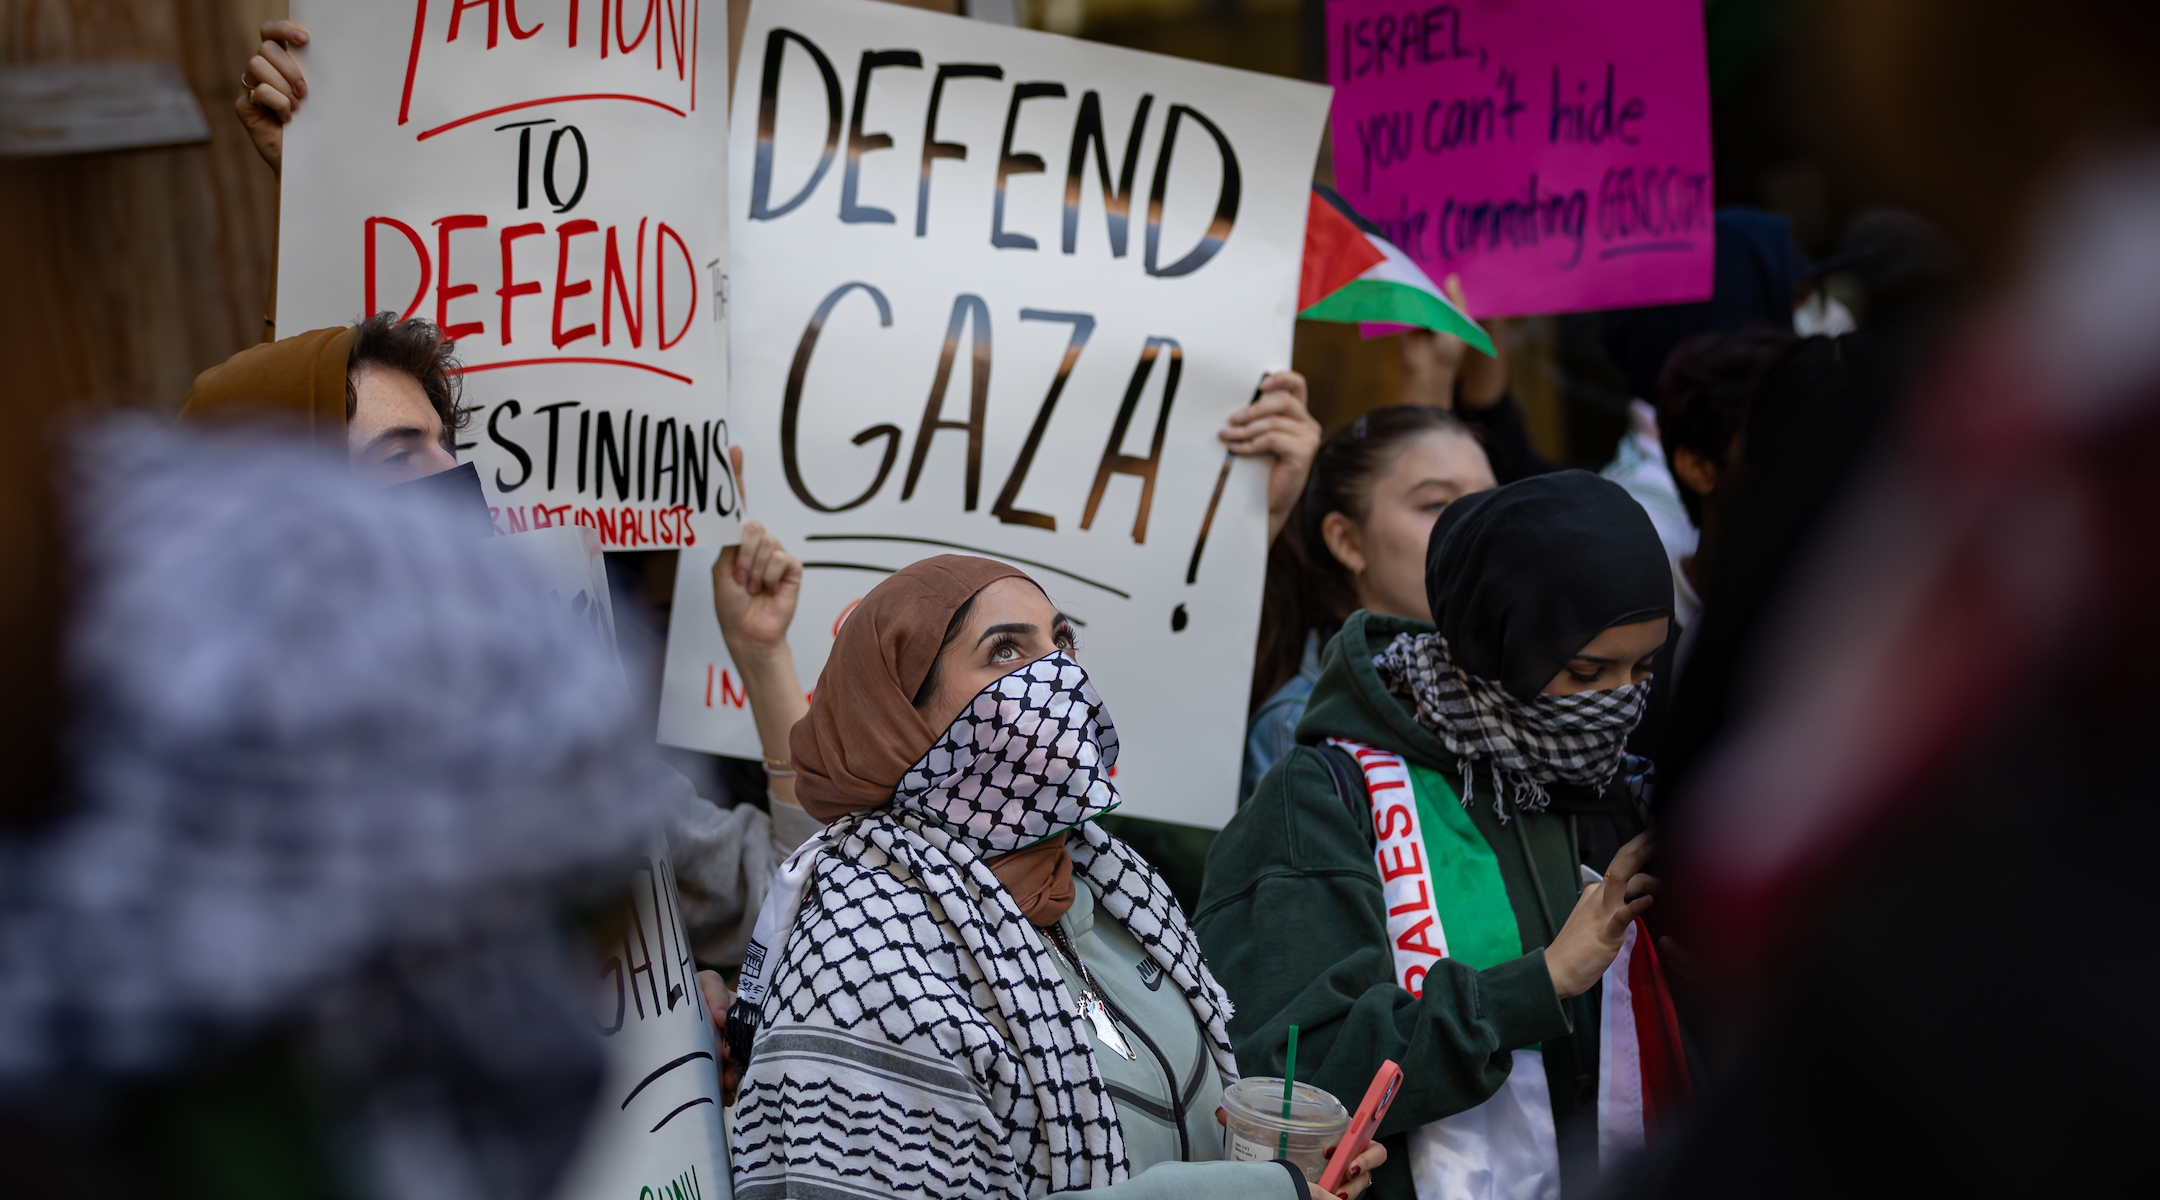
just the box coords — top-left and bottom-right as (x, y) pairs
(1316, 1060), (1403, 1196)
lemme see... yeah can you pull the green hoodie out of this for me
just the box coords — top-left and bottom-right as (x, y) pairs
(1194, 612), (1635, 1200)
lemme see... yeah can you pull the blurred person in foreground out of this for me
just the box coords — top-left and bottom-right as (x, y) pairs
(179, 311), (815, 981)
(179, 291), (815, 1116)
(0, 417), (665, 1200)
(1618, 0), (2160, 1193)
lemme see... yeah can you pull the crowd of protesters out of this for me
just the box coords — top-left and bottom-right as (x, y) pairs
(7, 1), (2159, 1198)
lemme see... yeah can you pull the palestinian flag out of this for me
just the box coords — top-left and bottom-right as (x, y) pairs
(1328, 737), (1694, 1189)
(1298, 185), (1494, 356)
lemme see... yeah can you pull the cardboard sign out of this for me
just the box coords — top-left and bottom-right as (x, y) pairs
(658, 0), (1329, 828)
(549, 834), (734, 1200)
(277, 0), (739, 550)
(1326, 0), (1712, 317)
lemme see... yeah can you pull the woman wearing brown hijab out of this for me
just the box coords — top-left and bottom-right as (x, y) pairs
(178, 313), (463, 485)
(726, 555), (1382, 1200)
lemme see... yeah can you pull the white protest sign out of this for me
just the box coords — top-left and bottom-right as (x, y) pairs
(550, 834), (733, 1200)
(483, 527), (731, 1200)
(279, 0), (739, 550)
(660, 536), (763, 759)
(658, 0), (1329, 828)
(491, 523), (620, 648)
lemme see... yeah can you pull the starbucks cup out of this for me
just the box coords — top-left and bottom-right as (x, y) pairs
(1220, 1076), (1351, 1182)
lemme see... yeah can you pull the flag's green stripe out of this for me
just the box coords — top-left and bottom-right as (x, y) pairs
(1407, 764), (1521, 970)
(1298, 280), (1495, 356)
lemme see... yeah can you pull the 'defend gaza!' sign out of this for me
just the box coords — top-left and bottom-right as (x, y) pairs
(1326, 0), (1713, 317)
(277, 0), (738, 550)
(656, 0), (1328, 829)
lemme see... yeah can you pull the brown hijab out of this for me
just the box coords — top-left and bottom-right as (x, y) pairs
(177, 326), (354, 449)
(792, 554), (1076, 923)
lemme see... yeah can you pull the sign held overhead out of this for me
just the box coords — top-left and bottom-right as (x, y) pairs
(1325, 0), (1714, 317)
(278, 0), (738, 551)
(660, 0), (1329, 829)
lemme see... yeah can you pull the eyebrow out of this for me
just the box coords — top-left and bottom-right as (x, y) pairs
(1408, 475), (1481, 497)
(974, 621), (1038, 647)
(362, 425), (431, 453)
(1569, 652), (1660, 666)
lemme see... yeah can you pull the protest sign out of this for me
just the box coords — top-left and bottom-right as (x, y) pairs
(489, 523), (619, 650)
(1325, 0), (1712, 316)
(660, 535), (761, 760)
(549, 834), (733, 1200)
(657, 0), (1329, 828)
(485, 527), (730, 1200)
(278, 0), (739, 549)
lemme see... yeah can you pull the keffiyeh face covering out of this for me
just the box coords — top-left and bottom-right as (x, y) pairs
(892, 651), (1121, 848)
(728, 653), (1237, 1199)
(1375, 631), (1648, 819)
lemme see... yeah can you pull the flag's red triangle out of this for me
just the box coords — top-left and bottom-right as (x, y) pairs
(1629, 919), (1695, 1131)
(1299, 186), (1387, 312)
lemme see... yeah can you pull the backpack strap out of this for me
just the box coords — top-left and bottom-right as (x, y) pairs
(1313, 742), (1375, 849)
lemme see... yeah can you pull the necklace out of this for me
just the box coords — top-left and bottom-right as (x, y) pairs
(1043, 923), (1137, 1061)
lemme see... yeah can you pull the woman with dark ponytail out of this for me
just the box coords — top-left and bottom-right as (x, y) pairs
(1243, 407), (1498, 801)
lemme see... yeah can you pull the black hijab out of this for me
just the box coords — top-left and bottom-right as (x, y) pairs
(1425, 471), (1674, 700)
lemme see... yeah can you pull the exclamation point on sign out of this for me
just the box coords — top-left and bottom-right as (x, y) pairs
(1170, 604), (1189, 632)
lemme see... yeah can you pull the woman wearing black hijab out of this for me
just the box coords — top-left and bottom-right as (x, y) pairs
(1196, 472), (1688, 1200)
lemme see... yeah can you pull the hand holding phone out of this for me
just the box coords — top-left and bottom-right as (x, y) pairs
(1315, 1059), (1402, 1195)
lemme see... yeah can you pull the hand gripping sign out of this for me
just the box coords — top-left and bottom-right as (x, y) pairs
(657, 0), (1329, 830)
(278, 0), (739, 550)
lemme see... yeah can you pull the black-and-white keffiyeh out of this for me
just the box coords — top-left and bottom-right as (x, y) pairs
(728, 653), (1237, 1200)
(1375, 631), (1648, 820)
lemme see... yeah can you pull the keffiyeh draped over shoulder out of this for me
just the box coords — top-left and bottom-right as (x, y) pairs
(728, 560), (1235, 1200)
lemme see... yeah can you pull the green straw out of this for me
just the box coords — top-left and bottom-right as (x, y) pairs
(1276, 1024), (1299, 1159)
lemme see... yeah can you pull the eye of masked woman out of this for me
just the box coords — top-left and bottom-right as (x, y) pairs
(913, 576), (1079, 726)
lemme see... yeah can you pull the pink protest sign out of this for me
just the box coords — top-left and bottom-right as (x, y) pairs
(1327, 0), (1713, 317)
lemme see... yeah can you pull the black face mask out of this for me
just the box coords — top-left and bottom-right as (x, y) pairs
(390, 461), (494, 540)
(1424, 470), (1674, 700)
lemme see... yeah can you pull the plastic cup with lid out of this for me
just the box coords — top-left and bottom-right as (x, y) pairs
(1219, 1076), (1351, 1182)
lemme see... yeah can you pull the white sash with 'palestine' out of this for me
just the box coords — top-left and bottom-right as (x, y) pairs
(1329, 740), (1691, 1200)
